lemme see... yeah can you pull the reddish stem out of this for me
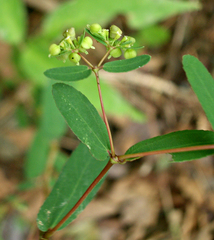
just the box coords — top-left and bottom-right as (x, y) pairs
(41, 160), (113, 239)
(118, 144), (214, 161)
(93, 70), (116, 157)
(78, 53), (94, 68)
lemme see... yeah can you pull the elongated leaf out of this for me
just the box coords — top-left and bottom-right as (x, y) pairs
(125, 130), (214, 162)
(40, 80), (67, 139)
(0, 0), (27, 44)
(103, 55), (151, 73)
(183, 55), (214, 129)
(78, 28), (86, 46)
(25, 81), (67, 179)
(85, 28), (107, 46)
(44, 65), (92, 81)
(37, 144), (109, 232)
(123, 46), (145, 50)
(52, 83), (110, 160)
(25, 130), (50, 179)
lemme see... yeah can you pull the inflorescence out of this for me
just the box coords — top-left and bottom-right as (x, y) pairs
(49, 23), (137, 65)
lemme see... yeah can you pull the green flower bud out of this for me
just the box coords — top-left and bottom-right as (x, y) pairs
(121, 36), (136, 47)
(59, 41), (65, 48)
(79, 46), (87, 53)
(81, 36), (94, 49)
(110, 25), (122, 40)
(49, 44), (61, 56)
(63, 27), (76, 40)
(99, 29), (109, 41)
(121, 36), (128, 43)
(110, 48), (122, 58)
(69, 52), (81, 64)
(89, 23), (102, 34)
(124, 49), (137, 59)
(56, 53), (69, 62)
(128, 36), (136, 45)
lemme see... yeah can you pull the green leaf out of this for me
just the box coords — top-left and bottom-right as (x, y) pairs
(182, 55), (214, 130)
(128, 0), (201, 29)
(52, 83), (110, 160)
(103, 55), (151, 73)
(40, 80), (67, 139)
(136, 25), (170, 47)
(125, 130), (214, 162)
(19, 37), (72, 86)
(25, 81), (67, 179)
(37, 143), (109, 232)
(78, 28), (86, 46)
(0, 0), (27, 44)
(122, 46), (145, 50)
(25, 130), (50, 179)
(85, 28), (107, 46)
(44, 65), (92, 81)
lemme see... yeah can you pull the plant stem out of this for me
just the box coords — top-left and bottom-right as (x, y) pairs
(93, 70), (116, 157)
(41, 160), (113, 239)
(98, 48), (111, 67)
(78, 53), (94, 68)
(118, 144), (214, 161)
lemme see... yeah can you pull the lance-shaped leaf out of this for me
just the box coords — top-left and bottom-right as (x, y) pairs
(44, 65), (92, 81)
(183, 55), (214, 129)
(85, 28), (107, 46)
(125, 130), (214, 162)
(37, 143), (109, 232)
(103, 54), (151, 73)
(52, 83), (110, 160)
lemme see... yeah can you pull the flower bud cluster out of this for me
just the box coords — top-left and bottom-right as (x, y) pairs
(48, 27), (95, 65)
(87, 23), (137, 59)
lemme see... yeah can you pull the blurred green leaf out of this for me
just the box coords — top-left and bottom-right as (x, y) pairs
(42, 0), (200, 38)
(42, 0), (114, 38)
(16, 104), (29, 128)
(18, 180), (35, 191)
(19, 37), (72, 86)
(103, 55), (151, 73)
(52, 83), (110, 160)
(0, 0), (27, 44)
(183, 55), (214, 130)
(54, 152), (68, 173)
(44, 66), (92, 81)
(40, 80), (67, 139)
(128, 0), (201, 29)
(125, 130), (214, 162)
(25, 130), (50, 179)
(136, 25), (170, 47)
(37, 143), (109, 232)
(25, 81), (67, 179)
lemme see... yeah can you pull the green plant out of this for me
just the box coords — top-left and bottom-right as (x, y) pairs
(0, 0), (201, 182)
(37, 24), (214, 239)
